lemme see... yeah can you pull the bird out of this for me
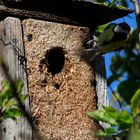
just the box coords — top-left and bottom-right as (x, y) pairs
(84, 22), (131, 62)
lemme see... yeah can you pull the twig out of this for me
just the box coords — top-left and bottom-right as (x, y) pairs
(109, 86), (122, 109)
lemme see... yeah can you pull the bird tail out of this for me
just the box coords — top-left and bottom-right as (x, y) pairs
(81, 48), (100, 62)
(89, 51), (100, 62)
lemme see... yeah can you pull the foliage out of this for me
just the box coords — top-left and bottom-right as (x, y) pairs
(131, 89), (140, 115)
(88, 0), (140, 140)
(93, 0), (140, 110)
(108, 30), (140, 104)
(95, 0), (129, 8)
(94, 19), (140, 105)
(87, 89), (140, 140)
(95, 23), (110, 33)
(0, 80), (27, 121)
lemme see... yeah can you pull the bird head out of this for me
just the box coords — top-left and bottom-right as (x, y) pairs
(114, 22), (131, 35)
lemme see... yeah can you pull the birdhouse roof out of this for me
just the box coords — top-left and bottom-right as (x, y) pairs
(3, 0), (133, 28)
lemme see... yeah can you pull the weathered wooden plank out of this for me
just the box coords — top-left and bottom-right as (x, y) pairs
(0, 17), (32, 140)
(93, 55), (109, 129)
(93, 55), (108, 110)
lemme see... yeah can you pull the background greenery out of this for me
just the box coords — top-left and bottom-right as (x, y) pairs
(88, 0), (140, 139)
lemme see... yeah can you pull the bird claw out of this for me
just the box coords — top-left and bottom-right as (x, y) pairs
(84, 35), (98, 49)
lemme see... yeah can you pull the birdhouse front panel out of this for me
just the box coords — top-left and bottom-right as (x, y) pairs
(22, 19), (99, 140)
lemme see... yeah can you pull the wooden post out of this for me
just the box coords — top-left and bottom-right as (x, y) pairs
(0, 17), (32, 140)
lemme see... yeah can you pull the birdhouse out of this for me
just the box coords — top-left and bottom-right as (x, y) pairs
(0, 0), (132, 140)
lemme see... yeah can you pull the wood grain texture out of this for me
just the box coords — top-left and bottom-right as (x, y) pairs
(93, 55), (108, 110)
(93, 55), (109, 129)
(0, 17), (32, 140)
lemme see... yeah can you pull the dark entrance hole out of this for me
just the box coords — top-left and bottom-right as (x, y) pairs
(46, 47), (65, 75)
(54, 83), (60, 90)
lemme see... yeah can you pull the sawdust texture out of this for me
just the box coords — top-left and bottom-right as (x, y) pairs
(22, 19), (99, 140)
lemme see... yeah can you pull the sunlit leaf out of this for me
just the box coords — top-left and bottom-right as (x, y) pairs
(95, 23), (110, 33)
(0, 81), (12, 106)
(16, 79), (24, 94)
(117, 110), (133, 130)
(19, 95), (27, 103)
(136, 43), (140, 50)
(103, 106), (119, 119)
(127, 29), (139, 49)
(131, 89), (140, 115)
(0, 91), (9, 106)
(4, 98), (18, 109)
(0, 80), (26, 120)
(1, 80), (9, 88)
(3, 108), (24, 120)
(97, 127), (117, 137)
(87, 109), (118, 125)
(128, 130), (140, 140)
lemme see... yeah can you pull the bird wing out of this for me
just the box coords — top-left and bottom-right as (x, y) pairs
(97, 24), (116, 48)
(99, 40), (127, 54)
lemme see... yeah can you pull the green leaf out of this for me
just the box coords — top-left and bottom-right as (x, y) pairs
(19, 94), (27, 103)
(110, 54), (125, 74)
(127, 29), (139, 49)
(87, 108), (118, 126)
(103, 106), (119, 119)
(0, 83), (12, 106)
(95, 23), (110, 33)
(117, 110), (133, 130)
(0, 92), (9, 107)
(3, 108), (24, 120)
(1, 80), (9, 88)
(0, 80), (13, 97)
(128, 56), (140, 78)
(131, 89), (140, 115)
(120, 0), (128, 7)
(97, 128), (117, 137)
(4, 98), (18, 109)
(16, 79), (24, 94)
(0, 80), (26, 120)
(128, 130), (140, 140)
(117, 78), (139, 104)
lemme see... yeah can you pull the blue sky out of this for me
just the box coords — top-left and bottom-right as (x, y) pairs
(105, 2), (137, 103)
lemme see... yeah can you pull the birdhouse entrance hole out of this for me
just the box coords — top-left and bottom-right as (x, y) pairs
(46, 47), (65, 75)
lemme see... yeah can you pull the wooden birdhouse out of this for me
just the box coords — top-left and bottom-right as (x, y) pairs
(0, 0), (132, 139)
